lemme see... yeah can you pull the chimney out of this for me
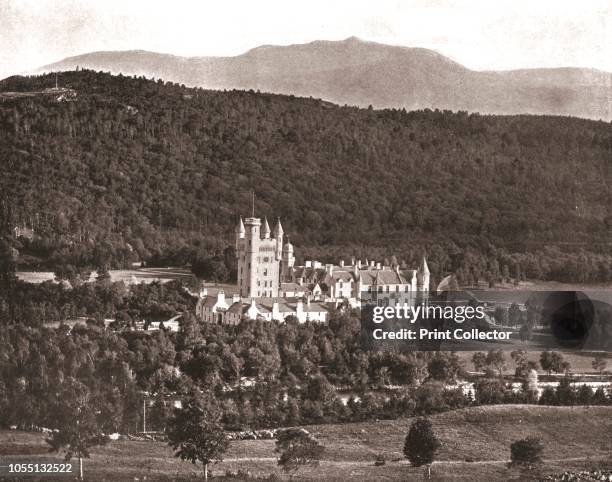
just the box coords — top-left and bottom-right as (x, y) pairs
(376, 262), (381, 270)
(350, 256), (355, 266)
(357, 259), (362, 269)
(305, 260), (312, 268)
(199, 287), (208, 298)
(340, 259), (345, 267)
(370, 260), (375, 267)
(232, 294), (241, 304)
(326, 264), (333, 275)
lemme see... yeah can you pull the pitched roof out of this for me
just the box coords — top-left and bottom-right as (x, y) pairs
(280, 282), (305, 291)
(358, 269), (406, 285)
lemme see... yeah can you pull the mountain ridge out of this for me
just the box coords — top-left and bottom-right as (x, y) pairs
(30, 37), (611, 120)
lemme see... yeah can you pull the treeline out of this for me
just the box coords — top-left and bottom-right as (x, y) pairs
(0, 278), (196, 326)
(1, 71), (612, 282)
(1, 296), (610, 433)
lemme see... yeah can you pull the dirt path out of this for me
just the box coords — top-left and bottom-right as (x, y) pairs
(223, 455), (607, 466)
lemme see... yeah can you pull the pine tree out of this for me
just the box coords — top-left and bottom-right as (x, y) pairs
(404, 417), (440, 479)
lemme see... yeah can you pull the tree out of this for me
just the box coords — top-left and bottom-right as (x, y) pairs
(46, 380), (109, 480)
(540, 351), (564, 376)
(510, 436), (544, 466)
(427, 353), (461, 383)
(486, 350), (506, 378)
(592, 354), (608, 380)
(404, 417), (440, 479)
(166, 391), (229, 481)
(508, 303), (521, 327)
(493, 306), (509, 326)
(510, 350), (528, 377)
(275, 428), (324, 479)
(519, 322), (533, 342)
(471, 352), (487, 372)
(0, 200), (17, 324)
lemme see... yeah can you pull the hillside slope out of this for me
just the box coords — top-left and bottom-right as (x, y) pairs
(1, 71), (611, 276)
(2, 406), (611, 480)
(35, 38), (612, 120)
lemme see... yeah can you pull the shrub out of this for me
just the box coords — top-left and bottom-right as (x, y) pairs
(510, 436), (544, 466)
(374, 453), (386, 466)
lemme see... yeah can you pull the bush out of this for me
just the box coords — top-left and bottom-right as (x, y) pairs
(374, 453), (386, 466)
(510, 436), (544, 466)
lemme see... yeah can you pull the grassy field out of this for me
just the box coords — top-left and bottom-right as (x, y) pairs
(16, 268), (194, 285)
(1, 405), (611, 481)
(457, 350), (612, 376)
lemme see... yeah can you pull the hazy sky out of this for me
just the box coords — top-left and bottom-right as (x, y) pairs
(1, 0), (611, 80)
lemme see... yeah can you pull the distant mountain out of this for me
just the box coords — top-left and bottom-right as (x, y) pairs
(35, 37), (612, 120)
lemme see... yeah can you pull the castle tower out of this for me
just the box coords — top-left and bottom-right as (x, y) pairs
(236, 216), (283, 298)
(281, 239), (295, 281)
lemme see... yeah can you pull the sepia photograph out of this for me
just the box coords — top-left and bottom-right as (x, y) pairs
(0, 1), (611, 480)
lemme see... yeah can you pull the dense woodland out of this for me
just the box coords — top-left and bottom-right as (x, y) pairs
(1, 295), (610, 434)
(1, 71), (612, 284)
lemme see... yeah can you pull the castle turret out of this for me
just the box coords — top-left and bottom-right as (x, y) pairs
(235, 216), (245, 249)
(281, 239), (295, 281)
(262, 217), (271, 239)
(273, 217), (284, 260)
(416, 257), (430, 299)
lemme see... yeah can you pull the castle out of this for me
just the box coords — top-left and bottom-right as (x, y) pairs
(196, 216), (430, 324)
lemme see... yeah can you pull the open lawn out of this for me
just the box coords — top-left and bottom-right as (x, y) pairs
(1, 405), (611, 481)
(457, 350), (612, 376)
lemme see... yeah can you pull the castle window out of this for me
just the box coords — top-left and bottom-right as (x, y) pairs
(405, 286), (409, 292)
(264, 269), (268, 276)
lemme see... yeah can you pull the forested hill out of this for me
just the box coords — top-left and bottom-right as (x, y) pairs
(1, 71), (611, 279)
